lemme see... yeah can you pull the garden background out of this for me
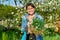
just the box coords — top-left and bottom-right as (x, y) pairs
(0, 0), (60, 40)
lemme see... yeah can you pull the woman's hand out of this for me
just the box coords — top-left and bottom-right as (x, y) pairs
(27, 27), (32, 34)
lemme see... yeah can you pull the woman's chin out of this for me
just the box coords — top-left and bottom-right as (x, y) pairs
(29, 13), (34, 15)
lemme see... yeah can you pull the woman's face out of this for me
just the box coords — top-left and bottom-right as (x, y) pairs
(27, 5), (35, 15)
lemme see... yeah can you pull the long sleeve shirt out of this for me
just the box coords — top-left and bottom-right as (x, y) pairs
(21, 12), (44, 40)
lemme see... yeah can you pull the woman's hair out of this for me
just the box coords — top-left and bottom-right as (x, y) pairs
(26, 3), (35, 9)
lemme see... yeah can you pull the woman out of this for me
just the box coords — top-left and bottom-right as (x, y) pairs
(21, 3), (44, 40)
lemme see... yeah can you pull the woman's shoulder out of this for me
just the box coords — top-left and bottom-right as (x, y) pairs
(35, 13), (44, 20)
(38, 15), (44, 20)
(22, 13), (28, 19)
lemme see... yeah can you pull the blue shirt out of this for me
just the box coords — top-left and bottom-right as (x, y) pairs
(21, 12), (44, 40)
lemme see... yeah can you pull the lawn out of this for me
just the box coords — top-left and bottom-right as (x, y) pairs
(0, 31), (60, 40)
(43, 34), (60, 40)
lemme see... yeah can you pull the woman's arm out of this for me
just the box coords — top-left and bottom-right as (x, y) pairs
(37, 15), (45, 35)
(38, 15), (44, 28)
(21, 16), (27, 32)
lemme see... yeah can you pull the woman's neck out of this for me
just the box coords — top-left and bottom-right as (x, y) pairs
(29, 14), (34, 16)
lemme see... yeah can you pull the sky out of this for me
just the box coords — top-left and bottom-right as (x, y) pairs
(1, 0), (44, 7)
(3, 0), (16, 6)
(1, 0), (24, 7)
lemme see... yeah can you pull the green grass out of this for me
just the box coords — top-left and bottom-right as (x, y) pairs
(2, 31), (19, 40)
(0, 31), (2, 40)
(1, 31), (60, 40)
(43, 34), (60, 40)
